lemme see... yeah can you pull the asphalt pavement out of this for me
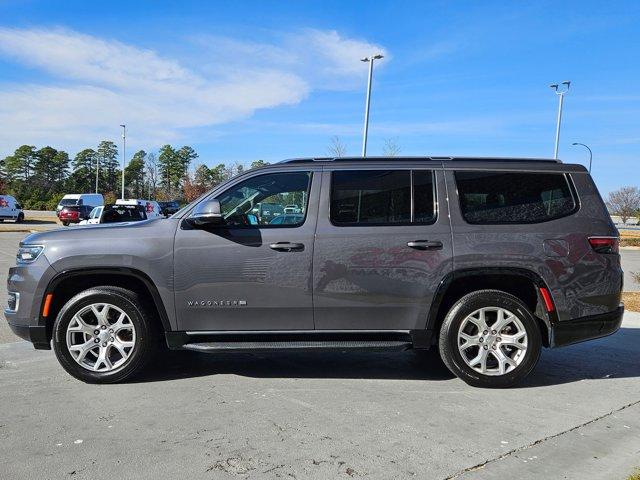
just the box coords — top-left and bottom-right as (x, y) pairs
(1, 232), (639, 479)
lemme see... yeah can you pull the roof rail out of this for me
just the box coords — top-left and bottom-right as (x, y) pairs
(280, 156), (562, 164)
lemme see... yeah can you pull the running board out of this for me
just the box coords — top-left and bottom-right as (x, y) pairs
(182, 340), (412, 353)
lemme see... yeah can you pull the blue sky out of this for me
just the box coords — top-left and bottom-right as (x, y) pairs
(0, 0), (638, 194)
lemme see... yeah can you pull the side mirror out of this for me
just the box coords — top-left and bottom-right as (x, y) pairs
(187, 199), (223, 227)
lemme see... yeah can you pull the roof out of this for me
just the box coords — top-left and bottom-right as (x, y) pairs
(280, 156), (562, 164)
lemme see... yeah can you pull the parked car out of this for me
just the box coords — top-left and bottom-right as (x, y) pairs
(269, 213), (304, 225)
(58, 205), (93, 226)
(100, 204), (147, 224)
(0, 195), (24, 223)
(56, 194), (104, 216)
(115, 199), (162, 219)
(78, 206), (104, 225)
(158, 201), (180, 217)
(256, 202), (284, 224)
(283, 204), (301, 214)
(5, 156), (623, 387)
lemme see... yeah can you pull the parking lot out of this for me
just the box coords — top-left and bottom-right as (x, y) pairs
(1, 231), (639, 479)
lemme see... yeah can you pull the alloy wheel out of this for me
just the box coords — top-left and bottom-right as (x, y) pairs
(66, 303), (136, 372)
(457, 306), (528, 376)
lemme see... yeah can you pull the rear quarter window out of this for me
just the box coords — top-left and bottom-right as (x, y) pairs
(454, 171), (577, 224)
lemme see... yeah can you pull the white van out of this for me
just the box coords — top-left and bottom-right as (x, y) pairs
(0, 195), (24, 223)
(115, 199), (162, 219)
(56, 194), (104, 215)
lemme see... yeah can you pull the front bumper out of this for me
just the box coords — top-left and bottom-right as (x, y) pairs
(551, 305), (624, 347)
(7, 322), (50, 349)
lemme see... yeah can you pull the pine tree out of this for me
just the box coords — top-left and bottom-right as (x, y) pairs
(97, 141), (119, 193)
(71, 149), (98, 193)
(125, 150), (146, 198)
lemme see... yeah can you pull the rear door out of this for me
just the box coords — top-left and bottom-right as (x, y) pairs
(312, 164), (453, 330)
(173, 167), (321, 331)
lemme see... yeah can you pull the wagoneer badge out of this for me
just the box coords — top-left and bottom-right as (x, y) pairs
(187, 300), (247, 307)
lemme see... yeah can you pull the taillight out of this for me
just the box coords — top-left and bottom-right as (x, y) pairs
(588, 237), (619, 254)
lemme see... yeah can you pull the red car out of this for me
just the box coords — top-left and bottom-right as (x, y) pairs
(58, 205), (93, 226)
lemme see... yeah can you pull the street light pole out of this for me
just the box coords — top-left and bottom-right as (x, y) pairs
(361, 54), (383, 157)
(572, 142), (593, 173)
(550, 81), (571, 159)
(120, 124), (126, 200)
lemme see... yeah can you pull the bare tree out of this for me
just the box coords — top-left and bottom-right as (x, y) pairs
(145, 152), (159, 200)
(607, 186), (640, 224)
(382, 138), (401, 157)
(327, 136), (347, 157)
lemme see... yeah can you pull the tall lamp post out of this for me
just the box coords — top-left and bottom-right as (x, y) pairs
(120, 124), (126, 200)
(572, 142), (592, 173)
(361, 54), (384, 157)
(549, 80), (571, 159)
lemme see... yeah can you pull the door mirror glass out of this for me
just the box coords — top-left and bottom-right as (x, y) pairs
(187, 199), (223, 227)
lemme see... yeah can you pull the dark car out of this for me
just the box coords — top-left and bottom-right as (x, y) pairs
(158, 201), (180, 217)
(269, 213), (304, 225)
(5, 156), (623, 387)
(58, 205), (93, 226)
(100, 204), (147, 224)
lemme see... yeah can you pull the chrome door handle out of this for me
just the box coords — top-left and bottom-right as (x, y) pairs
(407, 240), (443, 250)
(269, 242), (305, 252)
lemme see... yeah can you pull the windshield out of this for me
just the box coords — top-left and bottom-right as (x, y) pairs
(59, 199), (78, 206)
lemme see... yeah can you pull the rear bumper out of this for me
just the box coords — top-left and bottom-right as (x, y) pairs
(551, 305), (624, 347)
(7, 321), (50, 349)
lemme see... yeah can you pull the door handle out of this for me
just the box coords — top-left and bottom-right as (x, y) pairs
(407, 240), (443, 250)
(269, 242), (305, 252)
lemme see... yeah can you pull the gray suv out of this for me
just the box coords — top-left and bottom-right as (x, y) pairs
(4, 157), (623, 387)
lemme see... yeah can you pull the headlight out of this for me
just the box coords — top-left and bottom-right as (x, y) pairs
(16, 245), (44, 264)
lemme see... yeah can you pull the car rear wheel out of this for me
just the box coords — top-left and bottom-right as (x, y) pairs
(53, 286), (158, 383)
(438, 289), (542, 388)
(16, 213), (24, 223)
(62, 221), (69, 226)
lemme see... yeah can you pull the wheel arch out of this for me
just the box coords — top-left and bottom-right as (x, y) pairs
(425, 267), (557, 348)
(39, 267), (172, 342)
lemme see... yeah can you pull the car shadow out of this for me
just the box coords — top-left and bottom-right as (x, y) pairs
(133, 327), (640, 386)
(134, 349), (455, 383)
(519, 326), (640, 388)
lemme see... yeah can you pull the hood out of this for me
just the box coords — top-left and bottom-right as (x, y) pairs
(22, 218), (177, 246)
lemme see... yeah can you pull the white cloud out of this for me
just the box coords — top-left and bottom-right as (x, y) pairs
(0, 27), (387, 155)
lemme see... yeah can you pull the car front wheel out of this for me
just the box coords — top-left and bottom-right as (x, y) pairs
(53, 286), (157, 383)
(438, 289), (542, 388)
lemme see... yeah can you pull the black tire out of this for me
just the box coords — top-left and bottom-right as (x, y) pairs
(62, 221), (69, 226)
(53, 286), (158, 384)
(438, 289), (542, 388)
(16, 213), (24, 223)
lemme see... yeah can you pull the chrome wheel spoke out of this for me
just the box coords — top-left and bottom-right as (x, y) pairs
(67, 314), (95, 336)
(492, 309), (513, 333)
(69, 339), (96, 363)
(459, 332), (480, 350)
(467, 309), (489, 332)
(500, 332), (527, 349)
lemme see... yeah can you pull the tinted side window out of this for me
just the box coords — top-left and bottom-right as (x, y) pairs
(217, 171), (311, 227)
(455, 171), (576, 224)
(413, 170), (436, 223)
(330, 170), (436, 226)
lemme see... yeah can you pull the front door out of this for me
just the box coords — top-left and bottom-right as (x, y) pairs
(312, 166), (453, 330)
(174, 168), (320, 331)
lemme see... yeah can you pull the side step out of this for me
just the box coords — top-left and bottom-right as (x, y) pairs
(183, 340), (412, 353)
